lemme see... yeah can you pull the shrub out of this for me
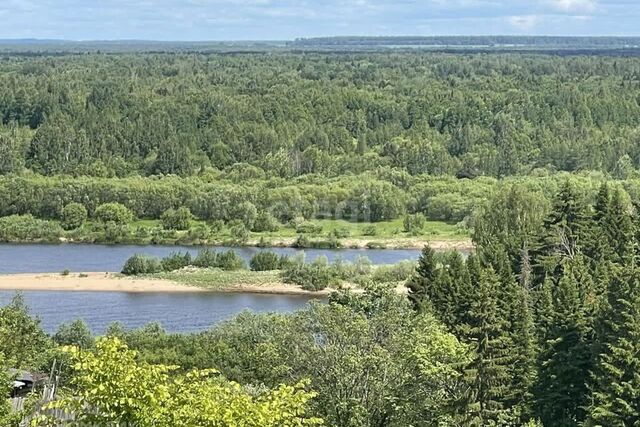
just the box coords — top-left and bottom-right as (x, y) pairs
(102, 221), (130, 243)
(193, 249), (245, 270)
(161, 252), (192, 272)
(330, 227), (350, 239)
(293, 234), (311, 248)
(161, 207), (193, 231)
(253, 211), (280, 232)
(403, 213), (427, 234)
(208, 220), (225, 233)
(61, 203), (88, 230)
(233, 201), (258, 230)
(370, 261), (416, 283)
(250, 251), (281, 271)
(216, 250), (245, 270)
(228, 221), (249, 244)
(121, 254), (162, 275)
(0, 214), (63, 242)
(426, 193), (473, 222)
(281, 258), (338, 291)
(95, 203), (134, 225)
(296, 221), (323, 234)
(362, 225), (377, 236)
(193, 249), (219, 268)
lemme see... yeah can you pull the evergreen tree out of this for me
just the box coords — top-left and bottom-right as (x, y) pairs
(532, 181), (591, 280)
(587, 268), (640, 426)
(406, 245), (440, 310)
(606, 188), (636, 263)
(465, 264), (513, 425)
(534, 261), (591, 426)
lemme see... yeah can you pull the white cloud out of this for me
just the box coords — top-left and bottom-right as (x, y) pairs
(508, 14), (540, 30)
(547, 0), (597, 13)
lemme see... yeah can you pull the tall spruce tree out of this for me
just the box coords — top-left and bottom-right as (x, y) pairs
(465, 263), (513, 425)
(587, 268), (640, 425)
(534, 260), (591, 426)
(406, 245), (440, 310)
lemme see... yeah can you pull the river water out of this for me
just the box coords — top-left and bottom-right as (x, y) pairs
(0, 290), (319, 334)
(0, 243), (425, 274)
(0, 243), (429, 334)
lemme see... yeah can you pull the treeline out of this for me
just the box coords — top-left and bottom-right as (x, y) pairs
(292, 36), (640, 48)
(408, 181), (640, 425)
(2, 170), (639, 226)
(1, 52), (640, 179)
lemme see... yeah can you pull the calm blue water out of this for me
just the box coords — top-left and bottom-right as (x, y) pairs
(0, 243), (425, 274)
(0, 290), (318, 334)
(0, 243), (430, 334)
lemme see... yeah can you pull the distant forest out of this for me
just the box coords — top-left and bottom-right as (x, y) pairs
(1, 49), (640, 227)
(292, 35), (640, 48)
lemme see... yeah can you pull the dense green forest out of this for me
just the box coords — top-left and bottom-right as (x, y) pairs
(2, 51), (640, 244)
(2, 52), (640, 178)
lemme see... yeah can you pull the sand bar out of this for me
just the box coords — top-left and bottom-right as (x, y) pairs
(0, 272), (206, 293)
(0, 272), (332, 295)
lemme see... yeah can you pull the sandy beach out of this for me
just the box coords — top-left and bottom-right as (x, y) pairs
(0, 272), (208, 293)
(0, 272), (332, 295)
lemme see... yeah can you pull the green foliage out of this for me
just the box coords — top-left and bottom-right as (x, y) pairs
(249, 251), (282, 271)
(403, 212), (427, 234)
(53, 319), (94, 349)
(161, 252), (192, 272)
(38, 337), (323, 426)
(296, 221), (323, 234)
(253, 211), (280, 232)
(281, 258), (338, 291)
(161, 207), (193, 231)
(94, 202), (134, 225)
(60, 203), (88, 231)
(121, 254), (162, 275)
(0, 215), (63, 242)
(0, 294), (52, 370)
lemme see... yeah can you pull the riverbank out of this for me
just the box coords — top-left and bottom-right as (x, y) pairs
(0, 272), (333, 296)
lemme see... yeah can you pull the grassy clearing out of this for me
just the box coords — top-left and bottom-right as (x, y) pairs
(153, 269), (281, 290)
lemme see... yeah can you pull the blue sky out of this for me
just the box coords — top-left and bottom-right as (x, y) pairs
(0, 0), (637, 40)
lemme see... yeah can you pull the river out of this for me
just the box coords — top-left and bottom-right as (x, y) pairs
(0, 290), (319, 334)
(0, 243), (425, 274)
(0, 243), (429, 334)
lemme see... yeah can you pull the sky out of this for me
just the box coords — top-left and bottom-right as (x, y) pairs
(0, 0), (638, 41)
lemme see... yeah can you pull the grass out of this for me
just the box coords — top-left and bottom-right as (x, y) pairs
(57, 217), (470, 248)
(153, 269), (281, 290)
(250, 218), (467, 241)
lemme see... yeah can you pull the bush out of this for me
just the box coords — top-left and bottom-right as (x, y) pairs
(362, 225), (377, 236)
(193, 249), (219, 268)
(0, 214), (63, 242)
(426, 193), (473, 222)
(281, 258), (338, 291)
(216, 250), (245, 270)
(95, 203), (134, 225)
(296, 221), (323, 234)
(161, 252), (192, 272)
(370, 261), (416, 283)
(330, 227), (350, 239)
(403, 213), (427, 234)
(250, 251), (281, 271)
(161, 207), (193, 231)
(61, 203), (88, 230)
(208, 220), (225, 233)
(253, 211), (280, 232)
(192, 249), (245, 270)
(228, 220), (249, 244)
(233, 201), (258, 230)
(121, 254), (162, 275)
